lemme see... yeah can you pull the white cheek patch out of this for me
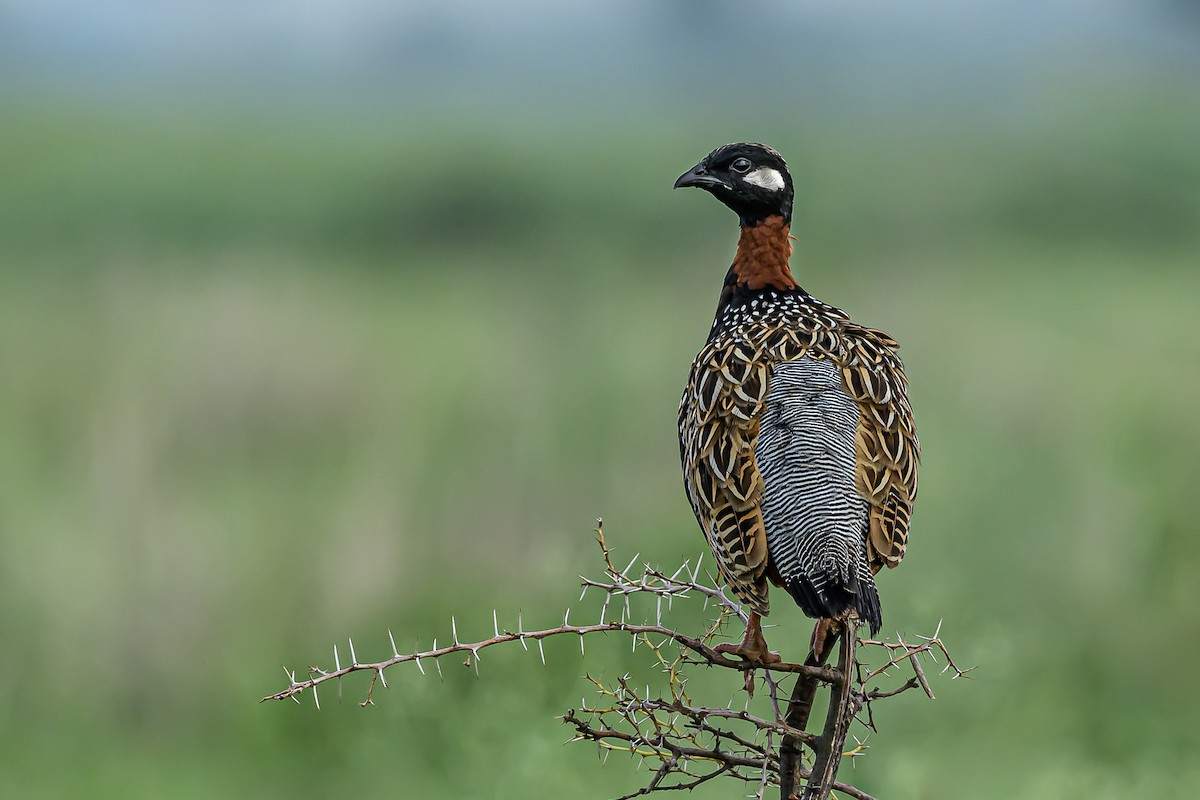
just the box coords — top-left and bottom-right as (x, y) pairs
(743, 168), (785, 191)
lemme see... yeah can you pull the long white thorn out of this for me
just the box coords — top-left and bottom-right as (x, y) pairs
(388, 629), (399, 658)
(451, 616), (459, 644)
(415, 657), (426, 675)
(334, 645), (341, 672)
(378, 668), (388, 689)
(313, 684), (321, 710)
(538, 638), (546, 666)
(348, 637), (358, 666)
(493, 609), (500, 638)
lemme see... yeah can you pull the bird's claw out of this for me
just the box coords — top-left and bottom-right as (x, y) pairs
(714, 640), (781, 666)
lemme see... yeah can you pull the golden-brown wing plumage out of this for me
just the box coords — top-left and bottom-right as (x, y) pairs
(839, 325), (920, 573)
(679, 306), (919, 614)
(679, 335), (772, 613)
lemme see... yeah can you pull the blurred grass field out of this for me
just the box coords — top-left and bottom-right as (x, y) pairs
(1, 94), (1199, 798)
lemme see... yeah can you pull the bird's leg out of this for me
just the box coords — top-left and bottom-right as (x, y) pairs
(714, 611), (781, 665)
(808, 618), (842, 663)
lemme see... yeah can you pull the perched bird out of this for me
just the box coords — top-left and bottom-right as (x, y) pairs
(675, 143), (919, 662)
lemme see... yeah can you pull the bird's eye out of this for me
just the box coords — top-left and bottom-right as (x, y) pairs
(731, 158), (752, 174)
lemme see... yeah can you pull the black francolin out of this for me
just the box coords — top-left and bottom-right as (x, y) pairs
(675, 143), (919, 663)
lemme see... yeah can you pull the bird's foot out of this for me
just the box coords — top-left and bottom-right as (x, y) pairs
(714, 612), (781, 665)
(714, 640), (782, 665)
(808, 618), (844, 664)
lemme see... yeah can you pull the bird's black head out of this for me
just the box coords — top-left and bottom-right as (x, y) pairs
(674, 142), (793, 227)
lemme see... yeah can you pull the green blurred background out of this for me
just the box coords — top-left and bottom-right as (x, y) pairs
(2, 2), (1199, 798)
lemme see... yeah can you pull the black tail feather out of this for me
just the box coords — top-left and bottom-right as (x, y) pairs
(785, 571), (882, 636)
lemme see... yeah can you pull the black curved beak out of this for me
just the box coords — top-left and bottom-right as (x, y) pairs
(674, 162), (729, 190)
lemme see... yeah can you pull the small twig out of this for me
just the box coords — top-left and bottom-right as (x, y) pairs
(262, 621), (837, 703)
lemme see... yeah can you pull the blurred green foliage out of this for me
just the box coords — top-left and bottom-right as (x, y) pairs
(1, 91), (1198, 798)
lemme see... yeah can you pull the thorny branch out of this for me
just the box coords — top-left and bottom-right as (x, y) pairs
(263, 520), (968, 799)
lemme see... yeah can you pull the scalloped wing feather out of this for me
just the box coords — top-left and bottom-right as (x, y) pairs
(840, 326), (920, 571)
(680, 341), (771, 613)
